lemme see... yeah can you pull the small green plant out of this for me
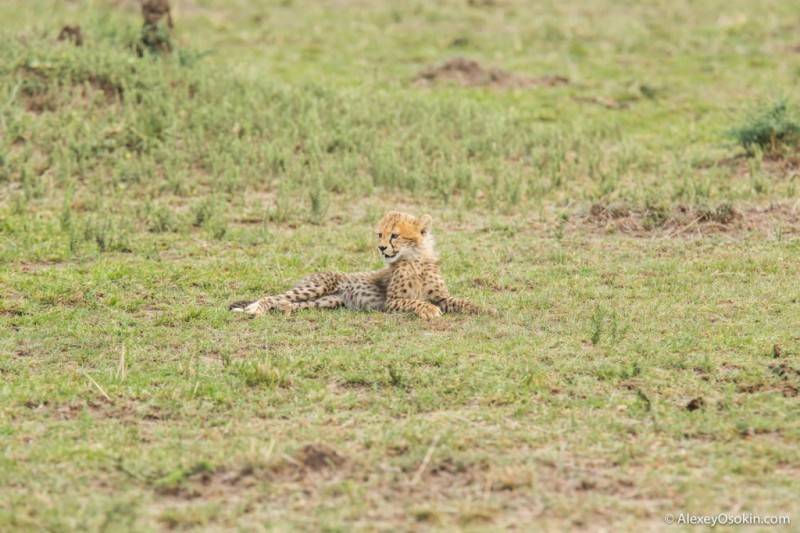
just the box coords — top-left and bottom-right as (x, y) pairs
(729, 99), (800, 155)
(154, 462), (213, 494)
(67, 225), (84, 255)
(268, 183), (292, 224)
(206, 216), (228, 240)
(146, 205), (178, 233)
(309, 191), (327, 223)
(233, 360), (290, 388)
(190, 198), (227, 239)
(83, 217), (132, 253)
(59, 193), (73, 232)
(138, 16), (173, 57)
(589, 306), (623, 347)
(191, 199), (215, 227)
(308, 177), (329, 225)
(590, 306), (605, 345)
(0, 150), (7, 183)
(642, 201), (669, 230)
(387, 365), (406, 388)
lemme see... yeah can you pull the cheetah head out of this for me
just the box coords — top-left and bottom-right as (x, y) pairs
(375, 211), (436, 264)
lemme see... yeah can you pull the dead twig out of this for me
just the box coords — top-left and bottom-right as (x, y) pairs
(410, 435), (440, 485)
(82, 370), (112, 402)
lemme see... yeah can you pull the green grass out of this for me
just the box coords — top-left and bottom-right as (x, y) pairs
(1, 0), (800, 530)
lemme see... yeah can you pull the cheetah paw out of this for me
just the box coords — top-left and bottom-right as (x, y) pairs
(229, 300), (254, 313)
(243, 300), (265, 315)
(418, 306), (442, 320)
(231, 298), (291, 316)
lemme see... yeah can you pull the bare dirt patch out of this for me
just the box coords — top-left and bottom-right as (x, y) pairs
(20, 398), (170, 424)
(155, 443), (351, 503)
(769, 362), (800, 381)
(138, 440), (669, 529)
(284, 443), (348, 473)
(729, 359), (800, 397)
(20, 89), (56, 114)
(0, 306), (26, 317)
(716, 153), (800, 179)
(582, 202), (800, 237)
(414, 58), (568, 89)
(471, 277), (517, 292)
(685, 397), (705, 411)
(18, 259), (67, 273)
(18, 65), (124, 114)
(423, 319), (458, 332)
(57, 25), (83, 46)
(82, 74), (125, 102)
(573, 95), (628, 110)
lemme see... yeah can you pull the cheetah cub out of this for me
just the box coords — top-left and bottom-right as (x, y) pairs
(229, 212), (493, 320)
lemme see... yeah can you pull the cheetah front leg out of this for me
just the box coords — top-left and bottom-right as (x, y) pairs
(423, 273), (495, 316)
(230, 272), (346, 315)
(435, 297), (496, 316)
(385, 297), (442, 320)
(230, 295), (293, 315)
(287, 294), (344, 311)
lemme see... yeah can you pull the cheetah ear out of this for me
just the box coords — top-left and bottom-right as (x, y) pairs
(419, 214), (432, 234)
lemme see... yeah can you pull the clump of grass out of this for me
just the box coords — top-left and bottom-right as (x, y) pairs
(641, 201), (669, 230)
(0, 151), (7, 183)
(205, 217), (228, 240)
(267, 182), (293, 224)
(154, 462), (213, 495)
(191, 199), (215, 228)
(729, 99), (800, 155)
(696, 202), (738, 224)
(589, 305), (607, 345)
(139, 24), (173, 57)
(589, 306), (621, 346)
(233, 361), (291, 388)
(191, 198), (227, 239)
(387, 365), (407, 388)
(308, 176), (329, 225)
(145, 204), (178, 233)
(83, 216), (132, 253)
(59, 192), (74, 232)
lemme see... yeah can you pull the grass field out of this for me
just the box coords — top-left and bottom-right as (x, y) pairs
(1, 0), (800, 530)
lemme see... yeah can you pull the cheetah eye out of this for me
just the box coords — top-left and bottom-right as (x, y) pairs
(377, 232), (382, 238)
(390, 233), (398, 240)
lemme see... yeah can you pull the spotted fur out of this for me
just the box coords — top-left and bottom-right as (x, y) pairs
(230, 212), (493, 319)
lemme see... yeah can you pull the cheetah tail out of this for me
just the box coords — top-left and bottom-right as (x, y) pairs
(228, 300), (255, 312)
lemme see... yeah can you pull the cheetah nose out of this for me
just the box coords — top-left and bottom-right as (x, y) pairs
(378, 245), (387, 252)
